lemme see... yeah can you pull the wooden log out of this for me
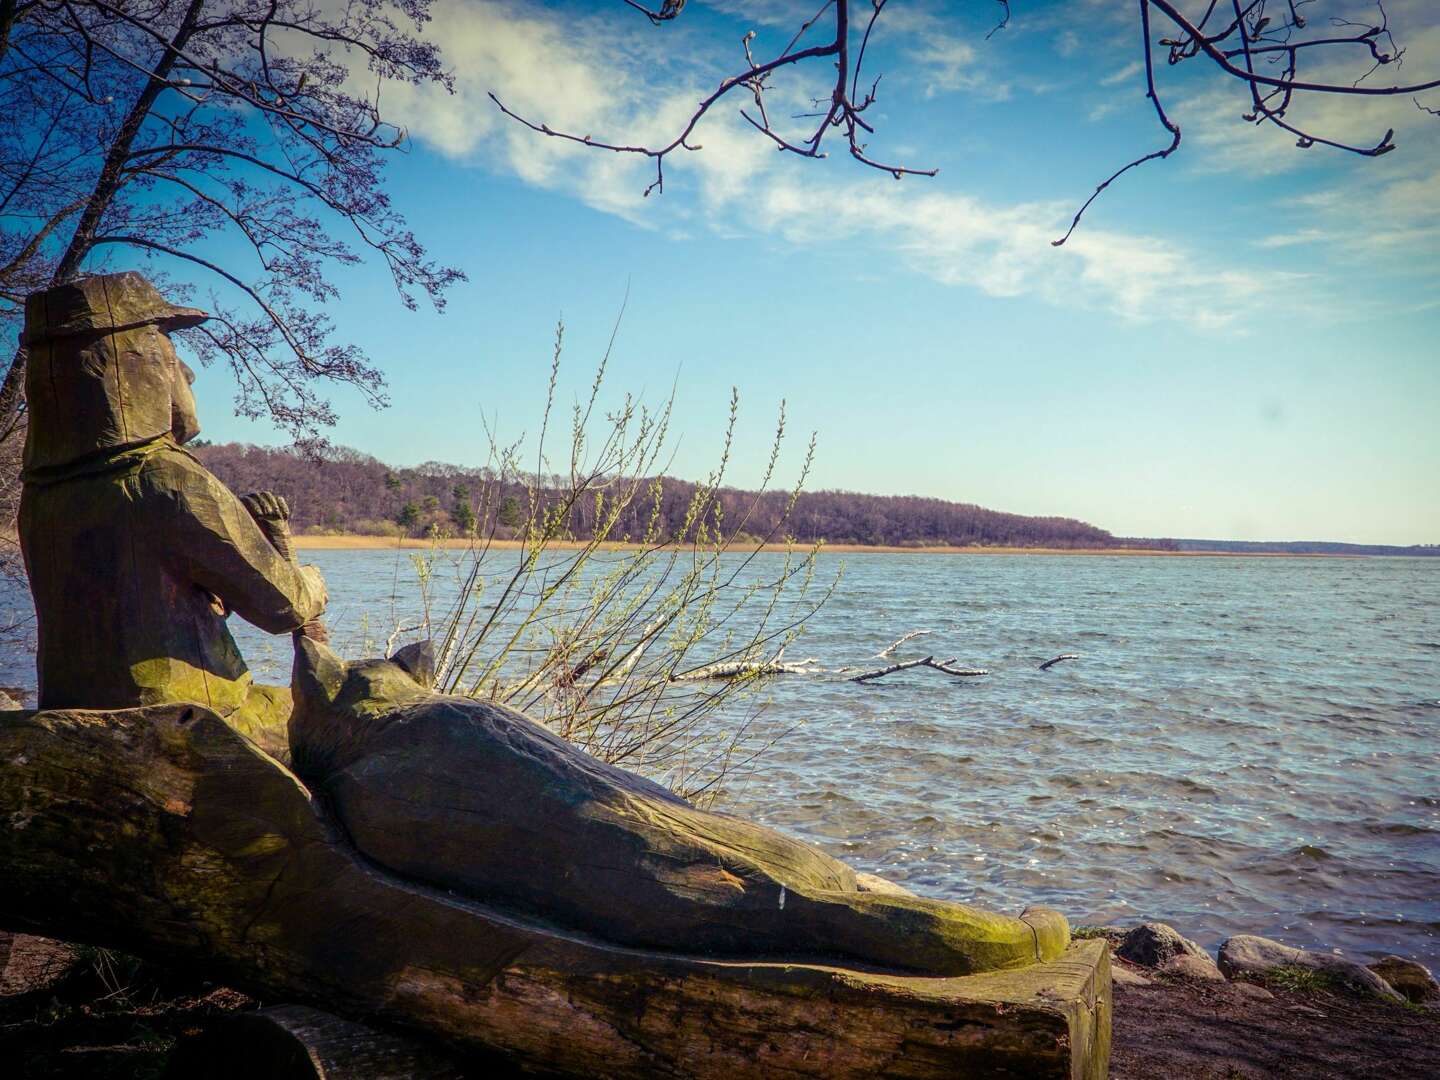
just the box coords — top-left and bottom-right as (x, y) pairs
(167, 1004), (468, 1080)
(0, 706), (1111, 1079)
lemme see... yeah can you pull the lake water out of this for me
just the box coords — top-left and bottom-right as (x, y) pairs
(3, 550), (1437, 965)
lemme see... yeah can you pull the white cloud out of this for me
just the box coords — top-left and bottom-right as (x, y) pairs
(751, 178), (1290, 329)
(377, 2), (742, 218)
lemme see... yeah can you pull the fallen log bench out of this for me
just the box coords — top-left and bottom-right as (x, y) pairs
(0, 705), (1112, 1078)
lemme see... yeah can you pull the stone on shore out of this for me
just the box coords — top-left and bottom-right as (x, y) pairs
(1227, 980), (1275, 1001)
(1367, 955), (1440, 1005)
(1118, 923), (1211, 968)
(1217, 934), (1402, 1000)
(1164, 954), (1226, 982)
(1111, 964), (1154, 988)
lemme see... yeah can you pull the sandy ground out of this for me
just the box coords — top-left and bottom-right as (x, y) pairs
(290, 534), (1349, 557)
(4, 934), (1435, 1079)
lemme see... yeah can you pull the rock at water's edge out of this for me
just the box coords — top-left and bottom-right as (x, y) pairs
(1118, 923), (1211, 969)
(1367, 955), (1440, 1005)
(1217, 935), (1401, 1001)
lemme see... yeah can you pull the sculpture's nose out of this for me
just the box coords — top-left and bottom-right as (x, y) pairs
(179, 360), (196, 386)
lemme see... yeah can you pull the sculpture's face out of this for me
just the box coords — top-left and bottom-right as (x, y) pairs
(23, 322), (204, 471)
(154, 330), (201, 444)
(290, 636), (436, 782)
(294, 637), (434, 718)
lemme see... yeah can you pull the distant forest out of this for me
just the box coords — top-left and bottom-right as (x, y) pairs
(193, 442), (1169, 550)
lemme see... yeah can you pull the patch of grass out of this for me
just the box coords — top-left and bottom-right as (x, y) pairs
(1390, 996), (1440, 1017)
(1260, 965), (1342, 994)
(74, 945), (148, 1009)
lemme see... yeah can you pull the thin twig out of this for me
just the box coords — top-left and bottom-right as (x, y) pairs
(873, 629), (932, 659)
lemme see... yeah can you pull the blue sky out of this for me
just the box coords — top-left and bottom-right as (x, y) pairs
(188, 0), (1440, 544)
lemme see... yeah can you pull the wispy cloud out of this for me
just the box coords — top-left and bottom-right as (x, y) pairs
(1254, 229), (1332, 248)
(1101, 60), (1144, 87)
(754, 178), (1293, 329)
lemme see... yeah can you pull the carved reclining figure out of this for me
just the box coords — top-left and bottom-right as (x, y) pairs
(290, 637), (1069, 976)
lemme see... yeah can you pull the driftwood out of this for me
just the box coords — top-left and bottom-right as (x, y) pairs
(851, 656), (990, 684)
(1039, 654), (1080, 671)
(672, 656), (824, 681)
(0, 705), (1111, 1079)
(671, 643), (824, 682)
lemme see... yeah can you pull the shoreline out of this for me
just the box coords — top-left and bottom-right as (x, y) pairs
(291, 534), (1377, 557)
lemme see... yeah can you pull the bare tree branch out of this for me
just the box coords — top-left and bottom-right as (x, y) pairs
(0, 0), (463, 446)
(851, 655), (989, 683)
(873, 629), (932, 659)
(498, 1), (1437, 247)
(491, 0), (937, 198)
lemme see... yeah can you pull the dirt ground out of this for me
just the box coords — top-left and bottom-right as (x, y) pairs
(4, 934), (1437, 1079)
(1111, 964), (1440, 1080)
(0, 935), (253, 1079)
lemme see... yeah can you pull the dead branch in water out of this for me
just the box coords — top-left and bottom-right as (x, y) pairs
(1039, 654), (1079, 671)
(672, 655), (823, 681)
(873, 629), (932, 659)
(851, 656), (989, 684)
(672, 643), (823, 682)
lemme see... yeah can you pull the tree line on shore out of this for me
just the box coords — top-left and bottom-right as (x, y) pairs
(194, 442), (1172, 550)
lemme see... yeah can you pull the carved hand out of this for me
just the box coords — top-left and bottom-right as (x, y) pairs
(241, 490), (296, 561)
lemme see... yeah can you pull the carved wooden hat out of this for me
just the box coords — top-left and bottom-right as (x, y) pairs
(22, 272), (205, 475)
(22, 271), (208, 346)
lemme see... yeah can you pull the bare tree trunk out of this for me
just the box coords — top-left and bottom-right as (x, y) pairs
(0, 0), (18, 61)
(0, 704), (1111, 1080)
